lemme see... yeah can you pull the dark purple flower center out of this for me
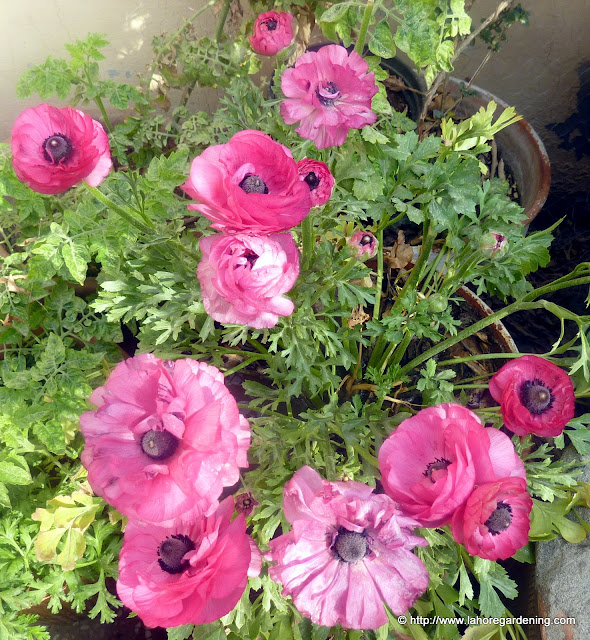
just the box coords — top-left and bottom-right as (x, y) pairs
(316, 82), (340, 107)
(304, 171), (320, 191)
(243, 249), (259, 268)
(520, 378), (554, 414)
(42, 134), (73, 164)
(264, 19), (278, 31)
(141, 429), (179, 460)
(360, 234), (374, 246)
(484, 501), (513, 536)
(424, 457), (451, 482)
(239, 174), (269, 194)
(157, 534), (195, 574)
(333, 528), (369, 563)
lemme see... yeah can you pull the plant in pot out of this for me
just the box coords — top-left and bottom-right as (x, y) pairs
(1, 2), (589, 640)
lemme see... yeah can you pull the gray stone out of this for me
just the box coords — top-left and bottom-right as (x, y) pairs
(534, 447), (590, 640)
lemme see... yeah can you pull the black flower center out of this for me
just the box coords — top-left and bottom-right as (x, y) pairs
(157, 534), (195, 574)
(520, 378), (554, 414)
(239, 174), (269, 194)
(424, 457), (451, 482)
(265, 19), (278, 31)
(316, 82), (339, 106)
(304, 171), (320, 191)
(360, 234), (373, 246)
(42, 134), (73, 164)
(141, 429), (179, 460)
(333, 528), (369, 563)
(484, 501), (513, 536)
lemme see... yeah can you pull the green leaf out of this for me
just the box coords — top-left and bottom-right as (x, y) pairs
(61, 242), (89, 284)
(0, 456), (32, 485)
(369, 20), (397, 58)
(16, 57), (73, 99)
(320, 2), (354, 23)
(167, 626), (194, 640)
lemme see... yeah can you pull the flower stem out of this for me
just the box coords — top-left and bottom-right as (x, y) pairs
(215, 0), (232, 42)
(372, 226), (385, 322)
(399, 279), (590, 377)
(355, 0), (375, 55)
(93, 95), (113, 132)
(301, 213), (315, 271)
(84, 184), (152, 234)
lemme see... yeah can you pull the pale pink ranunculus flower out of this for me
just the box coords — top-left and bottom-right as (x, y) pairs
(11, 104), (111, 194)
(378, 403), (525, 528)
(197, 232), (300, 329)
(451, 477), (532, 561)
(267, 466), (429, 630)
(80, 354), (250, 526)
(250, 11), (294, 56)
(280, 44), (378, 149)
(181, 130), (311, 233)
(117, 497), (260, 628)
(296, 158), (335, 207)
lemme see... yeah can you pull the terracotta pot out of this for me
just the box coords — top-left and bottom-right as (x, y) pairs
(444, 77), (551, 226)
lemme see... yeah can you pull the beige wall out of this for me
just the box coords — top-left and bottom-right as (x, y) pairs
(1, 0), (220, 140)
(453, 0), (590, 191)
(3, 0), (590, 190)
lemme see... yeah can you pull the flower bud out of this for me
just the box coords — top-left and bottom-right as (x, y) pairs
(479, 232), (508, 258)
(349, 231), (377, 259)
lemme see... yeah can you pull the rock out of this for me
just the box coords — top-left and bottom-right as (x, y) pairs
(535, 447), (590, 640)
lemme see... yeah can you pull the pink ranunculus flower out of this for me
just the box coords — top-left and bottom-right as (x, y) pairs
(250, 11), (294, 56)
(489, 355), (575, 438)
(198, 232), (300, 329)
(349, 230), (377, 259)
(378, 403), (524, 528)
(181, 130), (312, 233)
(267, 466), (429, 630)
(280, 44), (378, 149)
(117, 497), (260, 628)
(80, 354), (250, 526)
(451, 477), (533, 561)
(296, 158), (334, 207)
(11, 104), (111, 194)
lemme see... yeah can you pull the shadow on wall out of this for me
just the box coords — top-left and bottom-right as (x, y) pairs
(547, 61), (590, 160)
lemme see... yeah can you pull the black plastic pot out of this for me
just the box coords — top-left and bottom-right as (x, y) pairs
(379, 55), (425, 122)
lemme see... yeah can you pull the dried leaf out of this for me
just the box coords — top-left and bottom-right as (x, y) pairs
(385, 230), (414, 270)
(0, 274), (27, 294)
(348, 305), (370, 329)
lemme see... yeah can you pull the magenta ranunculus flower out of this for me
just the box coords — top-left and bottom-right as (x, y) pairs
(378, 403), (525, 528)
(80, 354), (250, 525)
(451, 477), (532, 561)
(181, 130), (311, 233)
(489, 355), (575, 437)
(198, 232), (299, 329)
(11, 104), (111, 194)
(250, 11), (294, 56)
(349, 230), (377, 259)
(280, 44), (378, 149)
(267, 466), (429, 630)
(117, 497), (260, 628)
(296, 158), (334, 207)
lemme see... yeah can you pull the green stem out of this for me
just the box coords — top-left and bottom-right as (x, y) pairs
(84, 184), (152, 234)
(215, 0), (232, 42)
(301, 213), (315, 271)
(223, 354), (267, 377)
(372, 227), (385, 322)
(400, 273), (590, 377)
(355, 0), (375, 54)
(93, 95), (113, 132)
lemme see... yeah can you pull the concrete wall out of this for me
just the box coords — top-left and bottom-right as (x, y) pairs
(452, 0), (590, 192)
(3, 0), (590, 191)
(0, 0), (220, 140)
